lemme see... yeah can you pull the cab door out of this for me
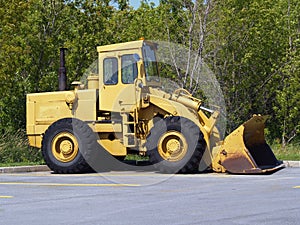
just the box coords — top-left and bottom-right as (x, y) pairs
(99, 50), (140, 113)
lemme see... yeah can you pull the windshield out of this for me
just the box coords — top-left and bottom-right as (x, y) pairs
(142, 43), (159, 82)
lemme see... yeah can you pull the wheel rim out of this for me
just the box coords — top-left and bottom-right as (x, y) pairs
(158, 131), (188, 161)
(51, 132), (79, 163)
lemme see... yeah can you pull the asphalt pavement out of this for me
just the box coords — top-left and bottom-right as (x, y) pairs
(0, 168), (300, 225)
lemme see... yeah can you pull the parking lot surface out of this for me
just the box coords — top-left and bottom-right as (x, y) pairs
(1, 168), (300, 225)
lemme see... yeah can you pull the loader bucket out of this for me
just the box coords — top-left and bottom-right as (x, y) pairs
(212, 115), (284, 174)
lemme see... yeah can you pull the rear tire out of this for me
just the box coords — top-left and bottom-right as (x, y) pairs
(42, 118), (97, 173)
(146, 116), (206, 173)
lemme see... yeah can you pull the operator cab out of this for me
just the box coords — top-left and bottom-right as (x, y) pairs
(95, 40), (160, 112)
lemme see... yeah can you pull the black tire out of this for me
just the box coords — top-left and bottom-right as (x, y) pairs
(146, 116), (206, 174)
(42, 118), (97, 173)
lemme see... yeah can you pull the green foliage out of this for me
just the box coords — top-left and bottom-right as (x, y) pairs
(211, 0), (299, 140)
(0, 0), (299, 155)
(0, 130), (43, 164)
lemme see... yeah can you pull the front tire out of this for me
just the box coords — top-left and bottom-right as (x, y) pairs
(42, 118), (97, 173)
(146, 116), (206, 173)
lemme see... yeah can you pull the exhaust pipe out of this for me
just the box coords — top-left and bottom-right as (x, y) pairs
(59, 48), (67, 91)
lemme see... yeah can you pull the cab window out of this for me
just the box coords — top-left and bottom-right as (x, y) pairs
(121, 54), (138, 84)
(103, 57), (118, 85)
(143, 43), (159, 82)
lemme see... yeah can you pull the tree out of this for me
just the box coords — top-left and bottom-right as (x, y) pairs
(0, 0), (298, 145)
(0, 0), (33, 130)
(273, 0), (300, 146)
(209, 0), (299, 137)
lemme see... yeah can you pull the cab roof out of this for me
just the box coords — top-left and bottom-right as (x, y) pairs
(97, 40), (145, 53)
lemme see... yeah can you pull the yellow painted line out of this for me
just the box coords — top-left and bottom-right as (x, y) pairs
(293, 186), (300, 189)
(0, 196), (13, 198)
(0, 182), (140, 187)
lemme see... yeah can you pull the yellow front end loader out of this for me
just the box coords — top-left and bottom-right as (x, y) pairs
(26, 40), (284, 174)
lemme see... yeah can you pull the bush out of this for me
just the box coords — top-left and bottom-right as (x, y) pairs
(0, 129), (44, 165)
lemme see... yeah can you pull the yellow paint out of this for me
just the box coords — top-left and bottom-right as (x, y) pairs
(293, 186), (300, 189)
(0, 196), (13, 198)
(0, 182), (140, 187)
(158, 131), (188, 162)
(51, 132), (79, 163)
(211, 115), (282, 174)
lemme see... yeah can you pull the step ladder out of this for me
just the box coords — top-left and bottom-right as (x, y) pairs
(121, 112), (137, 148)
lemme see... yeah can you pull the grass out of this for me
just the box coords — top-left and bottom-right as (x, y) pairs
(0, 130), (44, 166)
(0, 162), (44, 167)
(125, 154), (149, 161)
(271, 143), (300, 161)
